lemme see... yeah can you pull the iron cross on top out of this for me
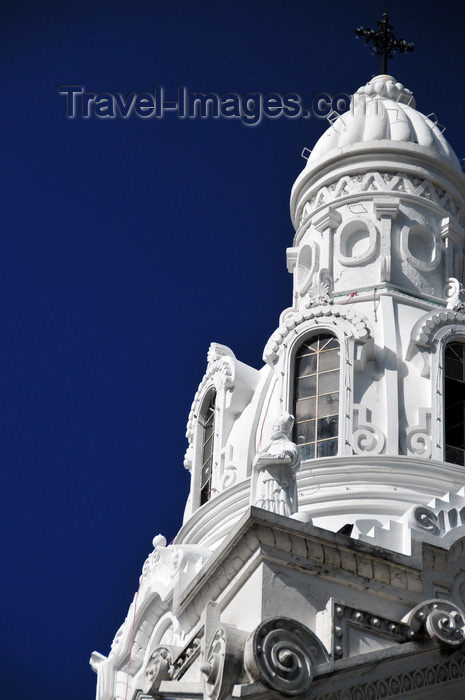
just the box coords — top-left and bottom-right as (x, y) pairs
(355, 13), (414, 74)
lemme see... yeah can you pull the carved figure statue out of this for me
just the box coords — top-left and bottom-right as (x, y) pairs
(252, 413), (300, 517)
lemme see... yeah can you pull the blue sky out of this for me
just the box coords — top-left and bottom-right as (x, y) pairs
(3, 1), (465, 698)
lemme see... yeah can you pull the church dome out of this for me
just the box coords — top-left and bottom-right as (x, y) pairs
(306, 75), (461, 172)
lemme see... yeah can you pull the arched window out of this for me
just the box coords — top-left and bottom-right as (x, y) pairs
(444, 342), (465, 466)
(293, 334), (340, 460)
(200, 389), (216, 505)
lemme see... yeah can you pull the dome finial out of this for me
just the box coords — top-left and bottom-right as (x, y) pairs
(355, 13), (414, 74)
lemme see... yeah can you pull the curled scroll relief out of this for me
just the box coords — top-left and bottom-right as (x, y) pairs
(406, 409), (432, 458)
(352, 404), (385, 456)
(244, 617), (328, 696)
(445, 278), (465, 311)
(201, 625), (247, 700)
(405, 599), (465, 648)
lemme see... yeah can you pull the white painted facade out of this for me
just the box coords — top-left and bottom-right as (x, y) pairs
(91, 76), (465, 700)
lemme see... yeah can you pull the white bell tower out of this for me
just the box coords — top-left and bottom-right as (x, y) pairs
(92, 73), (465, 700)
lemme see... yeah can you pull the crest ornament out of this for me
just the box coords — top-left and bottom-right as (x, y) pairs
(305, 269), (333, 308)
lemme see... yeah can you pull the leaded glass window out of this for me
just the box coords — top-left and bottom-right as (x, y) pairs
(293, 334), (340, 460)
(445, 343), (465, 466)
(200, 390), (216, 505)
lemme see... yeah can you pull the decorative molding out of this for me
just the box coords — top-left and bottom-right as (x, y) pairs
(410, 488), (465, 540)
(331, 601), (410, 660)
(352, 404), (386, 456)
(142, 646), (173, 694)
(305, 269), (333, 307)
(201, 625), (246, 700)
(409, 308), (465, 349)
(140, 538), (211, 589)
(406, 408), (432, 458)
(400, 223), (441, 273)
(300, 172), (463, 223)
(171, 632), (203, 680)
(313, 650), (465, 700)
(335, 218), (379, 267)
(373, 198), (400, 220)
(263, 305), (372, 364)
(186, 343), (236, 443)
(286, 246), (299, 273)
(244, 617), (328, 696)
(220, 465), (237, 490)
(445, 277), (465, 311)
(358, 486), (465, 555)
(313, 205), (342, 233)
(407, 505), (440, 534)
(296, 241), (320, 295)
(441, 216), (464, 244)
(405, 599), (465, 648)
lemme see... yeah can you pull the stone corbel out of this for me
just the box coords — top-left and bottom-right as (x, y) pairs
(353, 336), (375, 373)
(313, 205), (342, 233)
(373, 198), (400, 221)
(286, 247), (299, 274)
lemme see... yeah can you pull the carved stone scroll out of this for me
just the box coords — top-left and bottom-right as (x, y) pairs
(244, 617), (328, 696)
(352, 405), (385, 455)
(201, 626), (247, 700)
(406, 409), (432, 458)
(406, 599), (465, 648)
(445, 278), (465, 311)
(142, 646), (173, 695)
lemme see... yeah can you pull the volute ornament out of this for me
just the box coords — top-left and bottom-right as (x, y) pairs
(143, 646), (173, 694)
(406, 599), (465, 648)
(445, 277), (465, 311)
(201, 626), (246, 700)
(244, 617), (328, 696)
